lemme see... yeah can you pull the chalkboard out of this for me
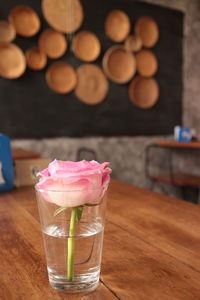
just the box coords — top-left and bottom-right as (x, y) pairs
(0, 0), (183, 138)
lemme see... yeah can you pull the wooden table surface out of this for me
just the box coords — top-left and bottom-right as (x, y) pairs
(1, 179), (200, 300)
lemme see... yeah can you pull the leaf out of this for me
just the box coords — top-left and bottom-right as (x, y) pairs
(75, 206), (83, 222)
(54, 206), (68, 217)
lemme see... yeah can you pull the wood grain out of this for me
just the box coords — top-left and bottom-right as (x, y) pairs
(102, 222), (200, 300)
(0, 193), (116, 299)
(107, 180), (200, 272)
(2, 179), (200, 299)
(10, 186), (39, 221)
(9, 182), (200, 272)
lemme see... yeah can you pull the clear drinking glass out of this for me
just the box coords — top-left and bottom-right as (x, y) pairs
(35, 187), (107, 293)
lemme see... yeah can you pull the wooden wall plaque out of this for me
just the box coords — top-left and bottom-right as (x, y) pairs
(0, 0), (183, 138)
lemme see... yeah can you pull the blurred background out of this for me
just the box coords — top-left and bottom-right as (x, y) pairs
(0, 0), (200, 201)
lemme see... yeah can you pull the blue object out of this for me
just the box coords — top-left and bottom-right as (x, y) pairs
(174, 126), (192, 142)
(0, 134), (14, 192)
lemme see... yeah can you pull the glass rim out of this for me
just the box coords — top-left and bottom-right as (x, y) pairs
(35, 184), (108, 193)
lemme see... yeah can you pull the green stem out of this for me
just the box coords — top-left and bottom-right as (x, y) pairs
(67, 207), (77, 281)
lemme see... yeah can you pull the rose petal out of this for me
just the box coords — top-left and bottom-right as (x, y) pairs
(102, 167), (112, 186)
(36, 168), (50, 177)
(36, 159), (112, 207)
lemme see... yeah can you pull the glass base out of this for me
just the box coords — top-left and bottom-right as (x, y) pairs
(49, 272), (99, 293)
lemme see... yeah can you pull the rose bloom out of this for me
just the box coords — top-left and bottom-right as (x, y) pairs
(36, 159), (112, 207)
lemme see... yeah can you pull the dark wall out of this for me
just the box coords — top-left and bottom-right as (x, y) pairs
(0, 0), (183, 138)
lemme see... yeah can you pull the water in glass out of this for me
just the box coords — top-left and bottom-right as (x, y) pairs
(42, 221), (104, 292)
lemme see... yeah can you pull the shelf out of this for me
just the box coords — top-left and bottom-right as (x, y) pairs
(151, 173), (200, 187)
(12, 148), (41, 161)
(155, 140), (200, 149)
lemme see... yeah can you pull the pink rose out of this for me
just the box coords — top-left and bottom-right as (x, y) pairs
(36, 159), (111, 207)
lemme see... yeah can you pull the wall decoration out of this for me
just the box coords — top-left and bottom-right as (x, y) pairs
(0, 20), (16, 43)
(0, 43), (26, 79)
(8, 5), (40, 37)
(42, 0), (84, 34)
(38, 29), (68, 59)
(75, 64), (109, 105)
(129, 76), (159, 109)
(103, 46), (136, 84)
(25, 48), (47, 71)
(124, 34), (142, 52)
(135, 16), (159, 48)
(135, 49), (158, 77)
(46, 62), (77, 94)
(72, 30), (101, 62)
(0, 0), (183, 137)
(105, 10), (131, 42)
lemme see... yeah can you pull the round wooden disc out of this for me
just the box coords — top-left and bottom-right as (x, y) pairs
(42, 0), (84, 34)
(103, 46), (136, 84)
(73, 31), (101, 62)
(136, 50), (158, 77)
(25, 48), (47, 71)
(129, 76), (159, 109)
(0, 43), (26, 79)
(39, 29), (67, 59)
(124, 34), (142, 52)
(105, 10), (131, 42)
(46, 62), (77, 94)
(0, 21), (16, 43)
(8, 5), (40, 37)
(75, 64), (109, 105)
(135, 16), (159, 48)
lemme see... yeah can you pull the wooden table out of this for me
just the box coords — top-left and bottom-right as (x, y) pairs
(1, 180), (200, 299)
